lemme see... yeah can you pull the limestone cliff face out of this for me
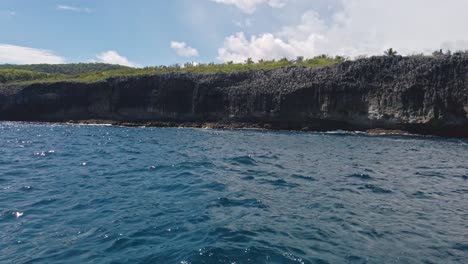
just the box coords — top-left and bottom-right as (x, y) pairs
(0, 55), (467, 137)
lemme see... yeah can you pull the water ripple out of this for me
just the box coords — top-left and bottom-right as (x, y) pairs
(0, 122), (466, 263)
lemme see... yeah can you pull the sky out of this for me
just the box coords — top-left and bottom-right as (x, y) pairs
(1, 0), (468, 67)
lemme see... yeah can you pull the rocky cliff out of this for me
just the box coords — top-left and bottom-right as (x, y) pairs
(1, 55), (467, 137)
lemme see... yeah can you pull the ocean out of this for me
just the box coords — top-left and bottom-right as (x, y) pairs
(0, 122), (467, 263)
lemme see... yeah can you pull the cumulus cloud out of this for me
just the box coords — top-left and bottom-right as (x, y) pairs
(217, 0), (468, 62)
(170, 41), (199, 57)
(0, 44), (65, 64)
(94, 51), (140, 67)
(57, 5), (92, 13)
(210, 0), (287, 14)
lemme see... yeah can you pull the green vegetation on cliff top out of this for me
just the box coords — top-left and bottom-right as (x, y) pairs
(0, 69), (60, 84)
(0, 63), (130, 75)
(2, 49), (463, 86)
(0, 56), (343, 85)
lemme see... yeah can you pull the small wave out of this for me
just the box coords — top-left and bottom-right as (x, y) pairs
(359, 184), (393, 194)
(415, 171), (446, 178)
(410, 191), (432, 199)
(345, 255), (367, 263)
(453, 189), (468, 194)
(68, 228), (99, 243)
(291, 174), (317, 181)
(106, 238), (150, 253)
(259, 178), (300, 188)
(228, 155), (257, 166)
(156, 183), (191, 193)
(211, 197), (267, 209)
(66, 122), (113, 127)
(14, 211), (24, 218)
(69, 203), (89, 210)
(0, 210), (24, 220)
(318, 129), (426, 139)
(453, 243), (468, 251)
(31, 198), (58, 207)
(256, 154), (280, 160)
(347, 173), (373, 180)
(320, 130), (367, 135)
(148, 164), (176, 172)
(34, 150), (56, 157)
(190, 247), (306, 264)
(129, 227), (162, 239)
(20, 185), (33, 191)
(358, 228), (385, 239)
(332, 187), (361, 194)
(152, 161), (214, 172)
(199, 181), (226, 192)
(208, 227), (257, 243)
(173, 171), (197, 178)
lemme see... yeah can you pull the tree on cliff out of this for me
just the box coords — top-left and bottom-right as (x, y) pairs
(432, 49), (444, 57)
(384, 48), (398, 56)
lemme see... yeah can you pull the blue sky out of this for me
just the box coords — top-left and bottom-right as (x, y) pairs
(1, 0), (468, 67)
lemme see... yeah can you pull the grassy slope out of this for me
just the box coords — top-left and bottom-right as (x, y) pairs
(0, 57), (343, 85)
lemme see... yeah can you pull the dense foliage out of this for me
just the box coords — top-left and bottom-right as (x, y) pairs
(0, 63), (130, 75)
(0, 69), (62, 84)
(0, 56), (344, 85)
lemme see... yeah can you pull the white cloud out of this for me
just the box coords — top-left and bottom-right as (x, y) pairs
(57, 5), (92, 13)
(0, 44), (65, 64)
(170, 41), (199, 57)
(267, 0), (287, 8)
(218, 32), (297, 62)
(94, 51), (140, 67)
(210, 0), (287, 14)
(217, 0), (468, 62)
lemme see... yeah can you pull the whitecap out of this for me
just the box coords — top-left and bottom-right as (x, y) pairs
(14, 212), (23, 218)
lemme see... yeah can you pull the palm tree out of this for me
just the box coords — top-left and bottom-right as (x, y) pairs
(384, 48), (398, 56)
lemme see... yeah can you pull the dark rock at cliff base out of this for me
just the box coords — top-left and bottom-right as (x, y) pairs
(0, 55), (467, 137)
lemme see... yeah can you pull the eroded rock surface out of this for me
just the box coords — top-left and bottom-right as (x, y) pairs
(1, 55), (467, 137)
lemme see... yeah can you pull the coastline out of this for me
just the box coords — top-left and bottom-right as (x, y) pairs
(1, 56), (467, 139)
(3, 118), (463, 138)
(64, 119), (416, 137)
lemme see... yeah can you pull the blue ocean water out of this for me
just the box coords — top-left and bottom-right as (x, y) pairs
(0, 122), (467, 264)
